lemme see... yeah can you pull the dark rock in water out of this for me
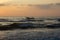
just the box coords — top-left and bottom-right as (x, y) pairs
(0, 23), (34, 30)
(8, 23), (34, 29)
(57, 18), (60, 22)
(46, 23), (60, 28)
(0, 26), (13, 30)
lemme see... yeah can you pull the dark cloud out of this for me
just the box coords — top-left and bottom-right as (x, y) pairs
(0, 4), (5, 6)
(35, 5), (51, 9)
(28, 3), (60, 9)
(0, 3), (60, 8)
(55, 3), (60, 5)
(27, 4), (51, 9)
(0, 4), (6, 6)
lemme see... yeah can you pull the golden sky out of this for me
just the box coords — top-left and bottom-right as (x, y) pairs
(0, 0), (60, 4)
(0, 0), (60, 17)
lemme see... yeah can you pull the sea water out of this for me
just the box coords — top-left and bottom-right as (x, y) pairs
(0, 28), (60, 40)
(0, 17), (60, 40)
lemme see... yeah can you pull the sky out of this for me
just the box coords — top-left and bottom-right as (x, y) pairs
(0, 0), (60, 17)
(0, 0), (60, 4)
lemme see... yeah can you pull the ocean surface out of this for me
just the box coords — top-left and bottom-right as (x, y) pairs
(0, 16), (59, 25)
(0, 28), (60, 40)
(0, 17), (60, 40)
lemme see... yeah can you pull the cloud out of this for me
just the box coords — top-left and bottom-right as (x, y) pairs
(29, 3), (60, 9)
(0, 3), (10, 6)
(0, 4), (6, 6)
(0, 2), (60, 9)
(26, 4), (51, 9)
(55, 3), (60, 5)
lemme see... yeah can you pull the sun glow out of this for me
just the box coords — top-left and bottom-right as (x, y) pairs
(0, 0), (60, 17)
(0, 0), (11, 3)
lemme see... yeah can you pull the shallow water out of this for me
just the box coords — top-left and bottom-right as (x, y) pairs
(0, 28), (60, 40)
